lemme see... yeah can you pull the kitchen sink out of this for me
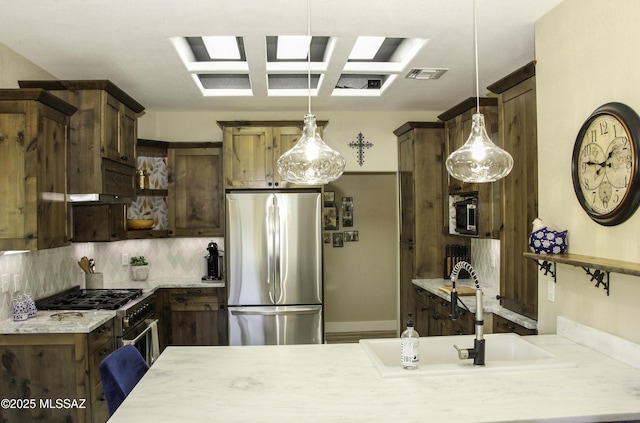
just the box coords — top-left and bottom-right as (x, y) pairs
(359, 333), (575, 378)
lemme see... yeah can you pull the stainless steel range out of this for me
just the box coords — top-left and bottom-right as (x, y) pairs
(36, 286), (159, 364)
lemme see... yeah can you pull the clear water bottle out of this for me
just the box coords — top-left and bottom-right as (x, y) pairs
(401, 313), (419, 369)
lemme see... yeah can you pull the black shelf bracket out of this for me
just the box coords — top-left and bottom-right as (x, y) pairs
(533, 259), (556, 282)
(581, 267), (610, 296)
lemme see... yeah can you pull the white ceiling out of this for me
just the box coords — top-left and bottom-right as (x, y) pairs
(0, 0), (563, 113)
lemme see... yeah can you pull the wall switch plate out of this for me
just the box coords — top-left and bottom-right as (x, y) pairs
(547, 280), (556, 302)
(122, 253), (129, 266)
(1, 274), (9, 293)
(13, 274), (21, 292)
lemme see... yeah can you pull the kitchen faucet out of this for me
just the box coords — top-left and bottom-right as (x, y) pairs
(449, 261), (485, 366)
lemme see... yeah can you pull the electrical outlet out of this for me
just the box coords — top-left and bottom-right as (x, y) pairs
(1, 274), (8, 293)
(122, 253), (129, 266)
(13, 274), (21, 292)
(547, 280), (556, 302)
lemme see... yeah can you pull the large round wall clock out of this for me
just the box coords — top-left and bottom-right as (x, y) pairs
(572, 102), (640, 226)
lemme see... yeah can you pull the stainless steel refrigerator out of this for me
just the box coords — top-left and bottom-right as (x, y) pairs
(226, 190), (323, 345)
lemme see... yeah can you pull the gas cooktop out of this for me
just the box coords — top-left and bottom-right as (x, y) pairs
(36, 286), (143, 311)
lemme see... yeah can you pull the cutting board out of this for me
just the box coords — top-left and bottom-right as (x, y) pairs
(438, 285), (476, 296)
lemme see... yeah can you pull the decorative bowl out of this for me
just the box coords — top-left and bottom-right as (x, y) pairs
(127, 219), (154, 230)
(529, 227), (568, 255)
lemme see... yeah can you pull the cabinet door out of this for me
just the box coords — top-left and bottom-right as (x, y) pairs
(168, 288), (228, 346)
(103, 93), (122, 163)
(499, 77), (538, 319)
(223, 126), (272, 188)
(168, 146), (224, 237)
(272, 126), (305, 188)
(103, 94), (135, 166)
(120, 105), (137, 165)
(398, 132), (415, 243)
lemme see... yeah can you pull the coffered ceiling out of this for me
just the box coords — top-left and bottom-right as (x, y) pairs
(0, 0), (563, 112)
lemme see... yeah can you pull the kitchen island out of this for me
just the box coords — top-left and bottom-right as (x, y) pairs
(108, 318), (640, 423)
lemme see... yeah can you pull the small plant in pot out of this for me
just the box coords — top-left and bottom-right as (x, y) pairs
(130, 256), (150, 281)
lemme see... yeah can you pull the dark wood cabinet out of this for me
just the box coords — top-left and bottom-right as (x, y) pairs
(157, 287), (228, 347)
(412, 286), (474, 337)
(488, 61), (539, 320)
(18, 79), (145, 199)
(395, 122), (460, 323)
(492, 314), (537, 336)
(0, 319), (115, 423)
(219, 121), (326, 189)
(168, 143), (224, 237)
(0, 89), (75, 251)
(73, 203), (127, 242)
(438, 98), (501, 239)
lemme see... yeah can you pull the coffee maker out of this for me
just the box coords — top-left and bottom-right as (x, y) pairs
(202, 241), (224, 281)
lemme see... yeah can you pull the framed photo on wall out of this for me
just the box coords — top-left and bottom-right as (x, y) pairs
(323, 204), (339, 230)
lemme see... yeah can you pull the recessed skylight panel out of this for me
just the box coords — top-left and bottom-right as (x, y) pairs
(349, 37), (385, 60)
(202, 36), (242, 60)
(277, 36), (312, 60)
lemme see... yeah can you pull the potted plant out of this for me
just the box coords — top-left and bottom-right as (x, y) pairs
(130, 256), (150, 281)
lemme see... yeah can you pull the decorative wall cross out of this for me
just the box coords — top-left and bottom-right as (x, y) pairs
(348, 132), (374, 167)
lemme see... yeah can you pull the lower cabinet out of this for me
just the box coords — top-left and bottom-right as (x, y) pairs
(412, 286), (473, 336)
(0, 318), (115, 423)
(156, 287), (228, 347)
(492, 314), (537, 336)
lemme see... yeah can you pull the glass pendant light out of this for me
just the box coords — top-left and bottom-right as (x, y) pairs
(277, 0), (345, 185)
(445, 0), (513, 183)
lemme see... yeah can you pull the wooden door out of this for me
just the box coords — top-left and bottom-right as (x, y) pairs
(120, 104), (137, 165)
(223, 126), (272, 188)
(498, 76), (538, 319)
(103, 93), (122, 163)
(168, 288), (227, 346)
(168, 146), (224, 237)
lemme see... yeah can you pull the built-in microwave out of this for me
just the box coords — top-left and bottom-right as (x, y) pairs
(449, 194), (478, 237)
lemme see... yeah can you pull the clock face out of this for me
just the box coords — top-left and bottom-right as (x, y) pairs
(572, 103), (640, 225)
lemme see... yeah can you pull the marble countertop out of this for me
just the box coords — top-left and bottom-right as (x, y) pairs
(108, 318), (640, 423)
(0, 310), (115, 334)
(413, 278), (538, 329)
(0, 277), (225, 334)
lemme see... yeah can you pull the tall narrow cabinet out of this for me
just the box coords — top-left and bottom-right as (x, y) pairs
(394, 122), (459, 325)
(0, 89), (76, 251)
(488, 61), (539, 320)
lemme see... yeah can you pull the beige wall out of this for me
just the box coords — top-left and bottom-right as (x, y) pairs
(536, 0), (640, 343)
(322, 174), (398, 332)
(0, 43), (55, 87)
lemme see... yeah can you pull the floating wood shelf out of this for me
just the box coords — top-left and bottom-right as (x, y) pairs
(523, 252), (640, 296)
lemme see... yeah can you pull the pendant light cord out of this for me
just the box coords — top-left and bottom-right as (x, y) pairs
(307, 0), (312, 114)
(474, 0), (479, 113)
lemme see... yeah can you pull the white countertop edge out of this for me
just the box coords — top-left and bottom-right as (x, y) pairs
(412, 278), (538, 330)
(558, 316), (640, 370)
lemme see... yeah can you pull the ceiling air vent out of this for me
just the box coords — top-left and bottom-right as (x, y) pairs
(405, 68), (448, 80)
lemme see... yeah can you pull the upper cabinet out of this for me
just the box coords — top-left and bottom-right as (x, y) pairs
(218, 121), (326, 189)
(18, 80), (145, 199)
(0, 89), (76, 251)
(438, 97), (501, 239)
(168, 143), (224, 237)
(488, 61), (539, 320)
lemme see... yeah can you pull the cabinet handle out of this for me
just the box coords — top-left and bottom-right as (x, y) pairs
(274, 182), (279, 187)
(496, 295), (503, 300)
(99, 348), (110, 357)
(268, 182), (273, 186)
(121, 155), (128, 161)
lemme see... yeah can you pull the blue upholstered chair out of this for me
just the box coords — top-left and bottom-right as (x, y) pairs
(99, 344), (150, 415)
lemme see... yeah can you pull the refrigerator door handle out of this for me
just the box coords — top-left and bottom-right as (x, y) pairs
(273, 197), (282, 303)
(267, 201), (276, 303)
(229, 306), (321, 316)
